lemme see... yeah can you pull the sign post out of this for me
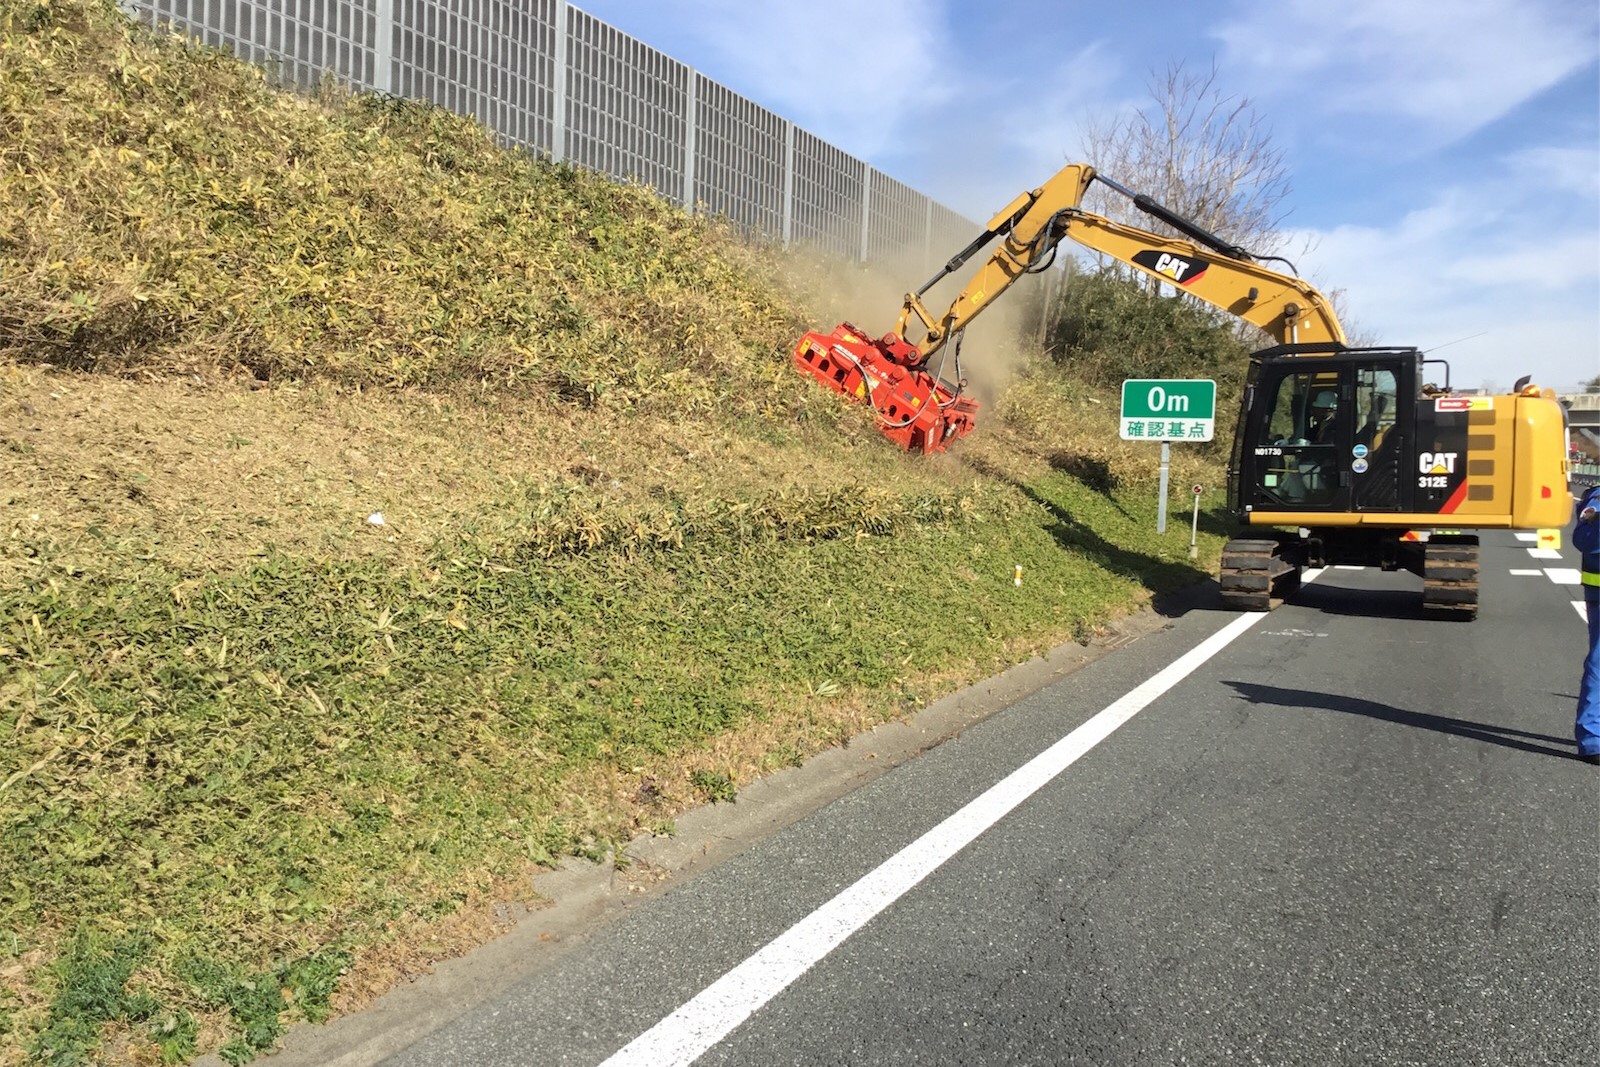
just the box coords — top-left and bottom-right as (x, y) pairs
(1120, 379), (1216, 534)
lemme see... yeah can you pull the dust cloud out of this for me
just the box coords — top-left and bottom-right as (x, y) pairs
(777, 235), (1057, 411)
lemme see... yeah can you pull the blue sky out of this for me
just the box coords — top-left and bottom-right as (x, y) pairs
(575, 0), (1599, 391)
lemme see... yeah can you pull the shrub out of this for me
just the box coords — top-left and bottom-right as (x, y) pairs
(1047, 269), (1249, 388)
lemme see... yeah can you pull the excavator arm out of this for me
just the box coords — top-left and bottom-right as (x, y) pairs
(895, 163), (1346, 358)
(792, 161), (1346, 452)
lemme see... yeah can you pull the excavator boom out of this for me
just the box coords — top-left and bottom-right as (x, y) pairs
(792, 162), (1345, 451)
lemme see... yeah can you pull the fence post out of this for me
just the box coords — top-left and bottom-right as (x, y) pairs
(372, 0), (392, 94)
(550, 0), (568, 163)
(859, 164), (872, 263)
(782, 121), (795, 245)
(682, 69), (697, 212)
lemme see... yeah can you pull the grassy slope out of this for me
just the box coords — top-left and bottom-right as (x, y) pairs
(0, 3), (1239, 1064)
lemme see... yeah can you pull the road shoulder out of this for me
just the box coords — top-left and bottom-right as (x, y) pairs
(236, 587), (1211, 1067)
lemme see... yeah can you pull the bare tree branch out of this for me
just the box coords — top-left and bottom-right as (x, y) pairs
(1083, 60), (1291, 255)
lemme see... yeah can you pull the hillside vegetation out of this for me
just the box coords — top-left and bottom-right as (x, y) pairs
(0, 2), (1248, 1063)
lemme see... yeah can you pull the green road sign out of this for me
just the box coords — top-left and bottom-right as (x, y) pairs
(1120, 378), (1216, 441)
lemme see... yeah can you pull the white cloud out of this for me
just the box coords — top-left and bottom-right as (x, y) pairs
(567, 0), (1598, 389)
(1286, 183), (1600, 389)
(577, 3), (1131, 219)
(1206, 1), (1599, 386)
(1213, 0), (1599, 145)
(991, 43), (1128, 162)
(923, 42), (1131, 218)
(658, 0), (955, 159)
(1504, 145), (1600, 199)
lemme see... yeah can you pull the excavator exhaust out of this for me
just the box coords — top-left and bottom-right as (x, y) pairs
(792, 323), (979, 454)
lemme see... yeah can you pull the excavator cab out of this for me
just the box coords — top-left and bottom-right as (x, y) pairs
(1231, 346), (1417, 517)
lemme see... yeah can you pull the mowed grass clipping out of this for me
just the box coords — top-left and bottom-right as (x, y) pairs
(1, 2), (1240, 1064)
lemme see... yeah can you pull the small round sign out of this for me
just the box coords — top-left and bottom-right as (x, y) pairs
(1192, 484), (1204, 495)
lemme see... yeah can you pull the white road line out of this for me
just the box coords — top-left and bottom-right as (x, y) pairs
(596, 578), (1323, 1067)
(1545, 568), (1582, 585)
(1514, 532), (1538, 542)
(1509, 569), (1544, 577)
(1578, 601), (1591, 623)
(1527, 548), (1563, 560)
(1332, 565), (1363, 570)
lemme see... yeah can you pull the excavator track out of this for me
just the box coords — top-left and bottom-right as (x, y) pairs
(1422, 536), (1479, 620)
(1219, 537), (1302, 612)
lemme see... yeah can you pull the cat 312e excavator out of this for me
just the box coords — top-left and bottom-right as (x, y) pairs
(792, 163), (1572, 619)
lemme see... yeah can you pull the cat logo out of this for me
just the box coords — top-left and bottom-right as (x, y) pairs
(1418, 451), (1459, 474)
(1132, 249), (1208, 286)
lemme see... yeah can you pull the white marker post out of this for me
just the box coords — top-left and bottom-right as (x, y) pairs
(1189, 483), (1203, 559)
(1157, 441), (1170, 534)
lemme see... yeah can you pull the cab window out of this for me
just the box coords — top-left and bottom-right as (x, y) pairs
(1355, 367), (1398, 451)
(1255, 370), (1340, 507)
(1265, 371), (1337, 445)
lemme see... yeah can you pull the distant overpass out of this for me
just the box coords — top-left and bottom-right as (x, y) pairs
(1562, 393), (1600, 489)
(1560, 392), (1600, 430)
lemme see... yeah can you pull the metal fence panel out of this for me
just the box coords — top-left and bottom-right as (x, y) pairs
(132, 0), (379, 91)
(121, 1), (972, 263)
(563, 7), (688, 199)
(392, 0), (554, 149)
(692, 76), (786, 239)
(929, 202), (979, 263)
(865, 169), (926, 267)
(791, 129), (865, 260)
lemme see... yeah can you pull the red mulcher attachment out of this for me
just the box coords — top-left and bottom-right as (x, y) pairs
(792, 323), (979, 453)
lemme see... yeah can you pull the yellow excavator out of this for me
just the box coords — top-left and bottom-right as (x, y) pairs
(793, 162), (1572, 618)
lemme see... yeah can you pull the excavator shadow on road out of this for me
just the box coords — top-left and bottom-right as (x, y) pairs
(1225, 680), (1587, 763)
(1287, 575), (1431, 621)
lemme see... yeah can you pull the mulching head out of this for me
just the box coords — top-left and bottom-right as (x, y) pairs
(792, 323), (979, 453)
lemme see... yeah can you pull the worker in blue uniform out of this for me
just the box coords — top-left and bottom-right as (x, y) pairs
(1576, 483), (1600, 765)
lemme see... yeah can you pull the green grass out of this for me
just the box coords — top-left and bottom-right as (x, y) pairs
(4, 476), (1221, 929)
(21, 930), (342, 1067)
(4, 473), (1225, 884)
(2, 472), (1232, 1062)
(0, 2), (1245, 1062)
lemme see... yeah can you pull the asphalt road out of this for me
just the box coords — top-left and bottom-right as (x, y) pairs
(372, 528), (1598, 1067)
